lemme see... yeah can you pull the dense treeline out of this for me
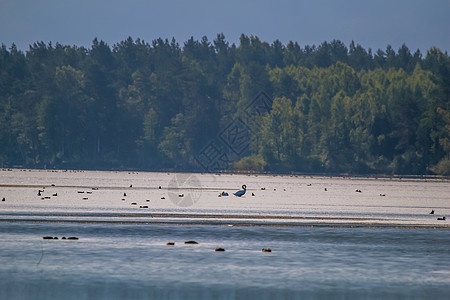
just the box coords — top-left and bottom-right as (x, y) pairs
(1, 34), (449, 174)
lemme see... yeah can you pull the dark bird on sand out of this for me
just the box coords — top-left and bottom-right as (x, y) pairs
(234, 185), (247, 197)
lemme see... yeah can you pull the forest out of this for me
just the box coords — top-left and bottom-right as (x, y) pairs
(1, 34), (449, 175)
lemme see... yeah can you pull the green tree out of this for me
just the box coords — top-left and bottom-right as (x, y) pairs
(259, 97), (301, 169)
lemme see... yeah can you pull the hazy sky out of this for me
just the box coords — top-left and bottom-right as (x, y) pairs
(1, 0), (449, 53)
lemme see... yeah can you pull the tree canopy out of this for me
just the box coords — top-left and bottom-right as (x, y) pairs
(1, 35), (449, 175)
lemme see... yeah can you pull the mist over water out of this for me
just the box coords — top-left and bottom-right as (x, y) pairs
(1, 169), (449, 299)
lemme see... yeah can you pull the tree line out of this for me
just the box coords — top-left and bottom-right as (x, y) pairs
(1, 34), (449, 175)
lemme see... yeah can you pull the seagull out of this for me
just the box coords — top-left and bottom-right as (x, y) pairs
(234, 185), (247, 197)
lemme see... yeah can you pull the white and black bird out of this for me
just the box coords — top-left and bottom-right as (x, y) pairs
(233, 185), (247, 197)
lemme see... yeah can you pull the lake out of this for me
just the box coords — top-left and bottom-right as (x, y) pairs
(1, 169), (449, 299)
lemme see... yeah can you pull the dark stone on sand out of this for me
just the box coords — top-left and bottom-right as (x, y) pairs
(262, 248), (272, 252)
(215, 248), (225, 252)
(166, 242), (175, 246)
(43, 236), (54, 240)
(67, 237), (79, 240)
(185, 241), (198, 244)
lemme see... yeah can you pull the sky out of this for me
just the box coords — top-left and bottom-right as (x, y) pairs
(1, 0), (449, 53)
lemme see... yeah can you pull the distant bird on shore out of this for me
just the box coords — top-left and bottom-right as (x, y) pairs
(430, 210), (435, 214)
(234, 185), (246, 197)
(437, 216), (446, 221)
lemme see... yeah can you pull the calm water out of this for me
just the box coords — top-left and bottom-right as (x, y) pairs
(1, 169), (449, 299)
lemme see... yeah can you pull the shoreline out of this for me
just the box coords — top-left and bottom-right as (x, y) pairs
(2, 168), (449, 182)
(1, 212), (449, 229)
(1, 218), (449, 229)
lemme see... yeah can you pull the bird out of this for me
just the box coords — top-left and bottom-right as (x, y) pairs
(221, 191), (229, 196)
(430, 210), (435, 215)
(437, 216), (446, 221)
(233, 185), (247, 197)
